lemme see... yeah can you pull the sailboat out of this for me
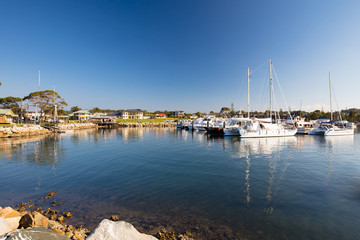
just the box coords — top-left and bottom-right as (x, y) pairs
(239, 59), (297, 138)
(324, 73), (354, 136)
(309, 73), (354, 136)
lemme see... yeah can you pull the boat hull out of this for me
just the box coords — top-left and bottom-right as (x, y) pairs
(239, 129), (297, 138)
(325, 129), (354, 136)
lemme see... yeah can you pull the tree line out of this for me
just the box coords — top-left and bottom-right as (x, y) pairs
(2, 92), (360, 122)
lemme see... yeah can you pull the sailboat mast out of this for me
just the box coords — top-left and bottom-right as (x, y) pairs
(247, 67), (250, 119)
(269, 59), (273, 122)
(329, 72), (333, 121)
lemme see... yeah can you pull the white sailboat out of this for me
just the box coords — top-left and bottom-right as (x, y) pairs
(223, 67), (251, 136)
(239, 59), (297, 138)
(309, 73), (354, 136)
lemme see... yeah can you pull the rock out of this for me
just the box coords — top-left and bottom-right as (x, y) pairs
(45, 191), (57, 199)
(18, 213), (34, 229)
(0, 216), (21, 236)
(86, 219), (158, 240)
(18, 211), (49, 229)
(0, 207), (21, 219)
(48, 219), (66, 233)
(33, 211), (49, 228)
(2, 227), (69, 240)
(109, 215), (119, 221)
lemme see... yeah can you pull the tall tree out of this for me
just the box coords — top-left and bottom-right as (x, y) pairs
(0, 96), (22, 114)
(92, 107), (102, 113)
(71, 106), (81, 112)
(23, 90), (67, 117)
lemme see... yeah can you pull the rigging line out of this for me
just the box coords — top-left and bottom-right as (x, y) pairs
(331, 84), (343, 121)
(251, 61), (267, 75)
(272, 64), (293, 121)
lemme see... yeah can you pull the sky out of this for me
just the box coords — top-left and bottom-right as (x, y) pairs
(1, 0), (359, 113)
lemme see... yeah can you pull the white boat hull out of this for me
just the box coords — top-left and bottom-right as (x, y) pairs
(308, 128), (326, 135)
(325, 128), (354, 136)
(239, 129), (297, 138)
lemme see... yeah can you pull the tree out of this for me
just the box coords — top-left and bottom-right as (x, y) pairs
(58, 109), (66, 116)
(92, 107), (102, 113)
(23, 90), (67, 117)
(71, 106), (81, 112)
(196, 111), (202, 117)
(230, 102), (235, 117)
(0, 96), (22, 114)
(220, 107), (230, 112)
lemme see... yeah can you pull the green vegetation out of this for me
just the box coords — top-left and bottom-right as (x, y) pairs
(70, 106), (81, 112)
(23, 90), (67, 116)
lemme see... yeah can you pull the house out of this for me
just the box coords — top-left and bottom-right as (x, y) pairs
(169, 111), (185, 118)
(0, 109), (16, 124)
(114, 109), (143, 119)
(69, 110), (93, 121)
(154, 113), (166, 119)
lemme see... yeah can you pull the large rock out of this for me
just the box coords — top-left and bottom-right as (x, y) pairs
(18, 212), (49, 229)
(0, 216), (21, 236)
(1, 227), (69, 240)
(0, 207), (21, 219)
(86, 219), (157, 240)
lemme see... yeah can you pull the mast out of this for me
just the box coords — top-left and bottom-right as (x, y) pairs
(269, 59), (273, 122)
(329, 72), (333, 121)
(247, 67), (250, 119)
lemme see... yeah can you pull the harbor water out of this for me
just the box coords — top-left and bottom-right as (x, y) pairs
(1, 128), (360, 239)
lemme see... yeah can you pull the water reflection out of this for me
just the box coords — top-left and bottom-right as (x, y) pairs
(0, 135), (64, 166)
(1, 129), (359, 239)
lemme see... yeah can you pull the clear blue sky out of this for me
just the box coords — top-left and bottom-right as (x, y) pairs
(1, 0), (359, 113)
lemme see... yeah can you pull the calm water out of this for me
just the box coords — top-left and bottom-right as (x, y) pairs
(1, 128), (360, 239)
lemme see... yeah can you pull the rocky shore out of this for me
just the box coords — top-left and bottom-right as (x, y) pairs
(0, 192), (164, 240)
(0, 192), (196, 240)
(58, 123), (97, 130)
(0, 122), (175, 138)
(0, 125), (50, 138)
(0, 123), (97, 138)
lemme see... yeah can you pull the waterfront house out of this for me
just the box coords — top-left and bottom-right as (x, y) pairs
(154, 113), (166, 119)
(0, 109), (16, 124)
(90, 115), (117, 123)
(69, 110), (93, 122)
(115, 109), (143, 119)
(58, 114), (70, 123)
(169, 111), (185, 118)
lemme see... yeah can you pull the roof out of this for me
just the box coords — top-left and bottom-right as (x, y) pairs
(72, 110), (92, 114)
(93, 112), (106, 116)
(0, 109), (14, 115)
(124, 109), (143, 113)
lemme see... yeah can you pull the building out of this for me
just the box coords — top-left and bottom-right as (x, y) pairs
(169, 111), (185, 118)
(154, 113), (166, 119)
(114, 109), (143, 119)
(69, 110), (93, 121)
(0, 109), (16, 124)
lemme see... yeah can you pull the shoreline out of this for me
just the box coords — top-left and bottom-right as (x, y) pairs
(0, 192), (196, 240)
(0, 122), (176, 139)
